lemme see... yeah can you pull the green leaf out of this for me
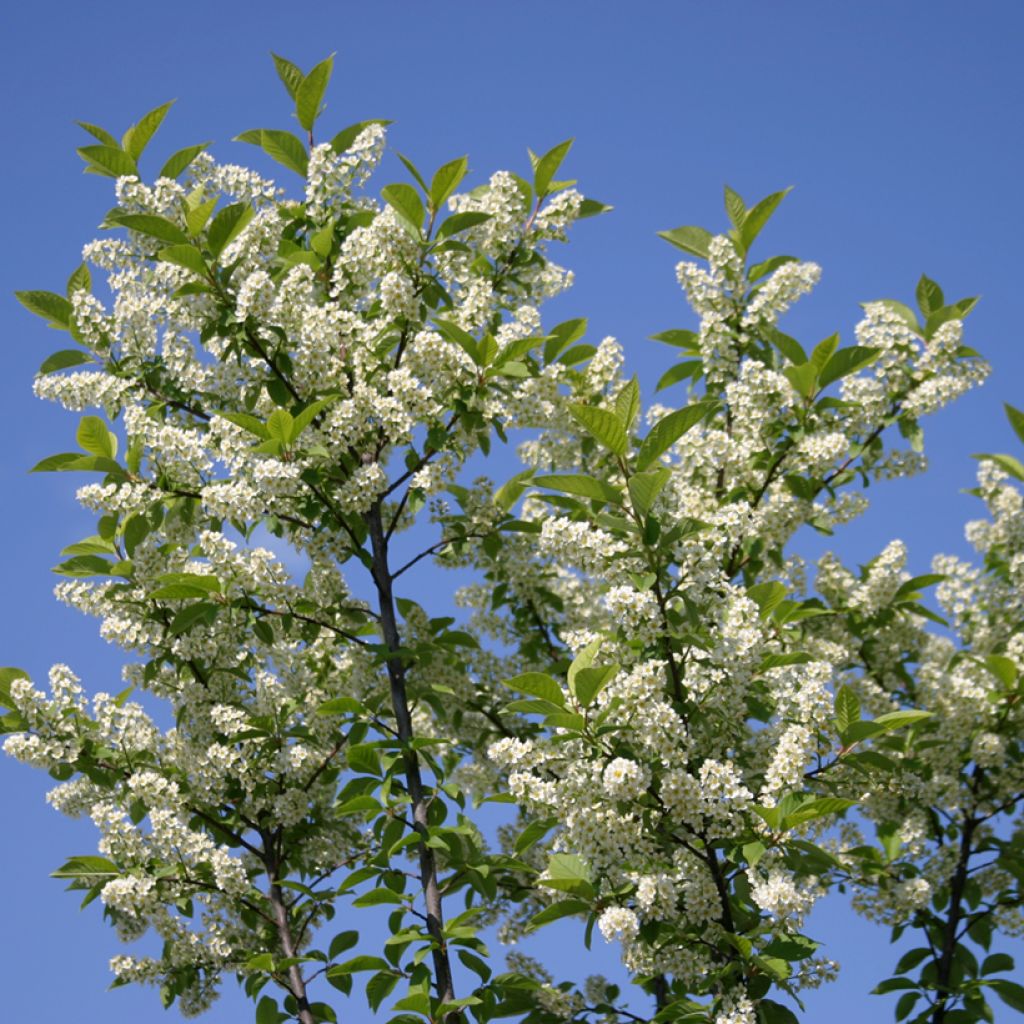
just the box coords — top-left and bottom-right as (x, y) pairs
(430, 156), (468, 211)
(266, 409), (295, 444)
(328, 931), (359, 961)
(578, 196), (612, 218)
(0, 667), (29, 709)
(381, 183), (424, 236)
(365, 971), (400, 1012)
(540, 853), (594, 899)
(329, 955), (391, 975)
(76, 145), (138, 178)
(317, 696), (363, 716)
(615, 377), (641, 430)
(817, 346), (880, 389)
(77, 416), (117, 459)
(220, 412), (270, 439)
(916, 274), (944, 318)
(351, 888), (404, 908)
(981, 953), (1014, 975)
(77, 121), (118, 147)
(329, 119), (391, 154)
(872, 709), (933, 730)
(66, 262), (91, 296)
(656, 361), (702, 392)
(1005, 403), (1024, 446)
(292, 396), (338, 439)
(783, 797), (855, 827)
(741, 188), (792, 250)
(122, 100), (174, 160)
(784, 362), (819, 399)
(168, 602), (218, 635)
(16, 290), (73, 328)
(534, 139), (573, 197)
(983, 655), (1017, 688)
(988, 980), (1024, 1013)
(748, 580), (787, 617)
(534, 474), (622, 505)
(206, 202), (255, 260)
(628, 467), (671, 517)
(254, 129), (309, 176)
(158, 244), (208, 278)
(893, 573), (946, 601)
(436, 210), (491, 239)
(153, 572), (220, 595)
(271, 53), (304, 99)
(544, 318), (588, 363)
(158, 143), (209, 180)
(255, 995), (278, 1024)
(636, 402), (713, 470)
(31, 452), (124, 475)
(834, 685), (861, 734)
(573, 664), (617, 708)
(973, 452), (1024, 481)
(569, 404), (628, 456)
(108, 213), (188, 245)
(296, 54), (334, 132)
(504, 672), (565, 708)
(346, 744), (381, 776)
(515, 819), (556, 855)
(723, 185), (746, 230)
(52, 855), (119, 881)
(658, 225), (712, 259)
(494, 470), (534, 511)
(758, 999), (800, 1024)
(528, 899), (590, 929)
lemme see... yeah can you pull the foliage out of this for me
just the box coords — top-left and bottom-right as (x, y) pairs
(3, 54), (1020, 1024)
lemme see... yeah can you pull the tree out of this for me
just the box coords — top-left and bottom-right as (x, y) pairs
(2, 53), (1020, 1024)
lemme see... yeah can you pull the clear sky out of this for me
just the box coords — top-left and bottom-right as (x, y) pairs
(1, 2), (1023, 1022)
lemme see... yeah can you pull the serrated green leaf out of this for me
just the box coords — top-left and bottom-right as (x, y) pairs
(534, 139), (573, 197)
(658, 225), (712, 259)
(39, 348), (94, 378)
(504, 672), (565, 708)
(570, 404), (628, 456)
(1004, 403), (1024, 446)
(258, 129), (309, 176)
(77, 416), (117, 459)
(615, 376), (640, 430)
(528, 899), (590, 929)
(636, 402), (713, 470)
(381, 183), (424, 236)
(122, 100), (174, 160)
(159, 143), (209, 180)
(296, 54), (334, 132)
(628, 467), (671, 516)
(168, 602), (218, 635)
(16, 290), (73, 328)
(834, 685), (861, 734)
(534, 474), (622, 505)
(206, 202), (254, 260)
(430, 156), (468, 211)
(741, 187), (792, 250)
(271, 53), (304, 99)
(329, 119), (391, 154)
(436, 210), (491, 239)
(108, 213), (187, 245)
(77, 145), (138, 178)
(158, 244), (208, 277)
(817, 346), (880, 388)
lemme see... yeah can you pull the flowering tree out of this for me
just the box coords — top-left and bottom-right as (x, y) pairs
(2, 54), (1021, 1024)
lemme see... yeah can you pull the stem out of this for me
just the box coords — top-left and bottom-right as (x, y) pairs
(931, 812), (978, 1023)
(367, 503), (456, 1008)
(267, 874), (317, 1024)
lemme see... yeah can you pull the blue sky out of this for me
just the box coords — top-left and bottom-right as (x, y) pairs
(1, 2), (1023, 1021)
